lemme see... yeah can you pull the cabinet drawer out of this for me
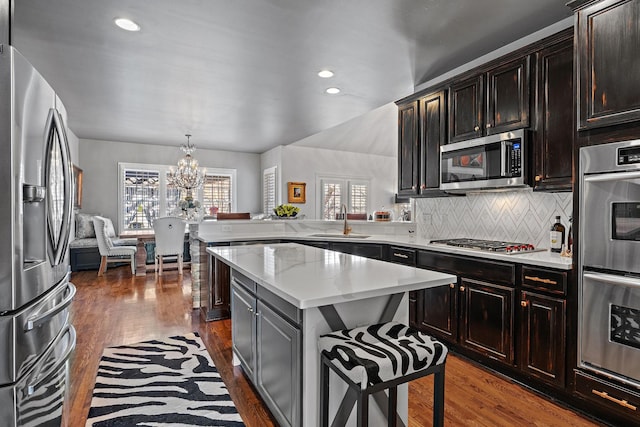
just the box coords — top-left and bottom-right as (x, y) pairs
(231, 270), (256, 294)
(521, 267), (566, 295)
(257, 285), (302, 326)
(388, 246), (416, 266)
(418, 250), (515, 286)
(575, 371), (639, 421)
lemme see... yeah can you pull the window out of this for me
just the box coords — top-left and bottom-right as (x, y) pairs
(319, 177), (369, 220)
(119, 163), (236, 231)
(122, 169), (160, 230)
(263, 166), (277, 214)
(202, 173), (233, 214)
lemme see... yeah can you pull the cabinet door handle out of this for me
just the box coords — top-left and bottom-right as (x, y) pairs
(524, 275), (558, 285)
(421, 184), (426, 190)
(247, 307), (254, 313)
(393, 253), (409, 259)
(411, 185), (416, 190)
(592, 390), (637, 411)
(535, 175), (542, 182)
(474, 125), (480, 132)
(486, 123), (492, 128)
(449, 283), (455, 289)
(521, 300), (528, 307)
(460, 286), (465, 292)
(254, 311), (261, 317)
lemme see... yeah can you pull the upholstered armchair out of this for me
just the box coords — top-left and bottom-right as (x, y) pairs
(92, 216), (137, 276)
(152, 217), (186, 275)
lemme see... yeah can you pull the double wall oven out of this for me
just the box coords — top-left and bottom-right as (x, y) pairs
(579, 140), (640, 390)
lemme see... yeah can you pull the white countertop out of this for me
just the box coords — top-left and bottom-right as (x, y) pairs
(208, 243), (456, 309)
(198, 231), (574, 270)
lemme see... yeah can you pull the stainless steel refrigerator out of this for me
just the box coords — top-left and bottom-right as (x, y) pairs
(0, 46), (76, 426)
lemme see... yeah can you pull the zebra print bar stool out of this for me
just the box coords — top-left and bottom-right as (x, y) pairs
(319, 322), (447, 427)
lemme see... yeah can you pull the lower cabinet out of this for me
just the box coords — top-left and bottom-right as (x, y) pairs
(416, 250), (516, 365)
(329, 242), (384, 259)
(460, 278), (514, 365)
(416, 283), (458, 340)
(230, 271), (301, 427)
(519, 290), (566, 387)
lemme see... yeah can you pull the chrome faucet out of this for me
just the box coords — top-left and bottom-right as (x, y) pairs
(341, 204), (352, 235)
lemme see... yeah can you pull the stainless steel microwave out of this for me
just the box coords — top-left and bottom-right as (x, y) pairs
(440, 129), (527, 192)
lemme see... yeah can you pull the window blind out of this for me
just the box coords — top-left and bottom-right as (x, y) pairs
(263, 167), (277, 214)
(203, 174), (232, 214)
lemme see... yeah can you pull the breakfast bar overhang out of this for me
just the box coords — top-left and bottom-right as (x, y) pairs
(208, 242), (456, 427)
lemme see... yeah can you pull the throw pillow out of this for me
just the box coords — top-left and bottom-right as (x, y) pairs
(103, 217), (117, 238)
(75, 213), (96, 239)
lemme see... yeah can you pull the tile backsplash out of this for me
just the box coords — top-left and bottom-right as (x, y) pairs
(414, 190), (573, 249)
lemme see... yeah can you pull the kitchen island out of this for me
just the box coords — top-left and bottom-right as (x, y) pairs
(208, 242), (456, 427)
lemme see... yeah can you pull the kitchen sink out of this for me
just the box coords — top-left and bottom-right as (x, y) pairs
(309, 233), (371, 239)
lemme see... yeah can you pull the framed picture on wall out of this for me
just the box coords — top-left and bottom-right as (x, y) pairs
(287, 182), (306, 203)
(73, 164), (83, 209)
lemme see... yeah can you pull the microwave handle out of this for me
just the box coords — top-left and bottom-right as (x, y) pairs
(501, 141), (512, 177)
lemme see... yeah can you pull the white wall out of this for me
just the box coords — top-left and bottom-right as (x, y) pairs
(260, 103), (398, 219)
(279, 145), (396, 219)
(78, 138), (261, 231)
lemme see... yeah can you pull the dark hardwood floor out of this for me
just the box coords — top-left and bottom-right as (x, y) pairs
(67, 266), (600, 426)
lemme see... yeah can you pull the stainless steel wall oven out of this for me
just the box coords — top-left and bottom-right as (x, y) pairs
(579, 140), (640, 390)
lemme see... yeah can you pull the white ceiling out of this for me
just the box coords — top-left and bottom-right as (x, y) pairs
(12, 0), (572, 154)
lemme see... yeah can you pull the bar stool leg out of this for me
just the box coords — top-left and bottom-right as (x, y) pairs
(320, 357), (330, 427)
(433, 366), (445, 427)
(357, 389), (369, 427)
(388, 386), (397, 427)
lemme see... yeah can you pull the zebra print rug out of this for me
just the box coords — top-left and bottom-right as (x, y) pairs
(86, 332), (244, 426)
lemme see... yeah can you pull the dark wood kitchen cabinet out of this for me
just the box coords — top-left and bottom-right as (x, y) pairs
(396, 90), (447, 196)
(460, 278), (515, 365)
(416, 283), (458, 340)
(519, 290), (566, 387)
(449, 75), (484, 142)
(519, 266), (569, 389)
(397, 100), (420, 196)
(570, 0), (640, 130)
(416, 250), (516, 364)
(419, 90), (447, 193)
(485, 56), (531, 135)
(202, 253), (231, 321)
(533, 34), (575, 191)
(449, 56), (530, 143)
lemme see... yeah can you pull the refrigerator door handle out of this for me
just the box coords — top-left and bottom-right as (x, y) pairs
(26, 325), (76, 396)
(24, 280), (76, 331)
(45, 108), (73, 266)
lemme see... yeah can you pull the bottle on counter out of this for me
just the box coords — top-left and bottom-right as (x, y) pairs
(550, 215), (565, 253)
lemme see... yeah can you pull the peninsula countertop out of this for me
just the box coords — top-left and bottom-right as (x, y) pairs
(207, 242), (456, 309)
(198, 230), (573, 270)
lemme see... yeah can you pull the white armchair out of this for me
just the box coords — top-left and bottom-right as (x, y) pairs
(93, 216), (137, 276)
(153, 217), (186, 275)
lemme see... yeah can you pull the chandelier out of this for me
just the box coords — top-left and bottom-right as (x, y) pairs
(167, 134), (206, 200)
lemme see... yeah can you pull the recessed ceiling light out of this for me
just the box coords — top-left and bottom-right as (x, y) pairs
(325, 87), (340, 95)
(114, 18), (141, 32)
(318, 70), (334, 78)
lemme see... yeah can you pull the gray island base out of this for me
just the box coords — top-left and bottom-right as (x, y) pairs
(208, 243), (456, 427)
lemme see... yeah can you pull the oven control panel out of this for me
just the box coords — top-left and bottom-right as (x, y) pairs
(618, 146), (640, 165)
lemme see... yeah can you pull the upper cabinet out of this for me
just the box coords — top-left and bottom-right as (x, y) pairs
(419, 91), (447, 193)
(397, 101), (420, 196)
(449, 56), (530, 144)
(397, 90), (447, 196)
(533, 35), (575, 191)
(571, 0), (640, 130)
(449, 76), (484, 142)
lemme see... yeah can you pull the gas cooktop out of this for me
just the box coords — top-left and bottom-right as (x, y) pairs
(430, 238), (539, 254)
